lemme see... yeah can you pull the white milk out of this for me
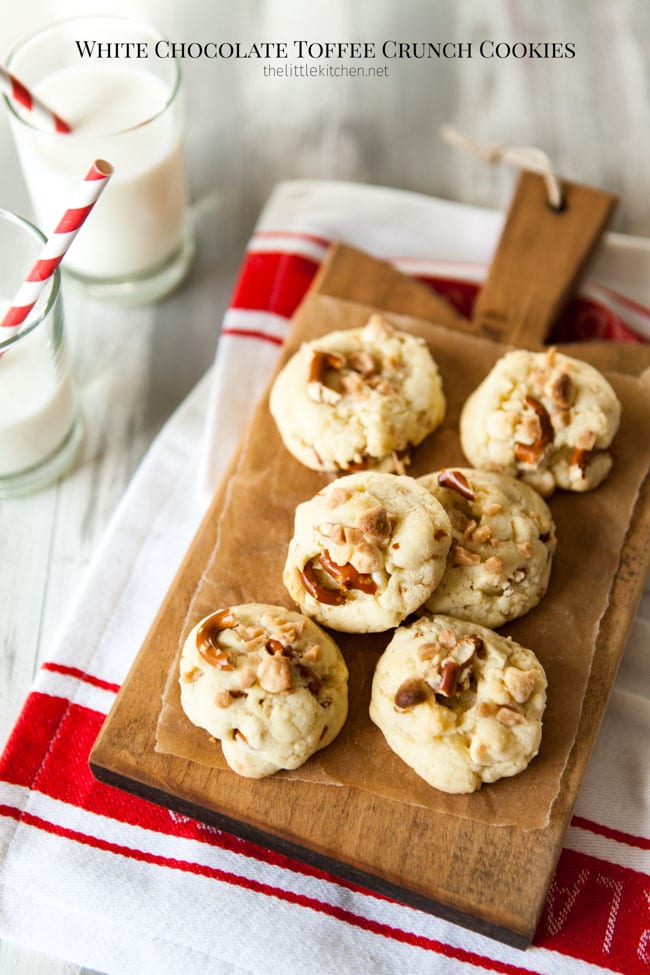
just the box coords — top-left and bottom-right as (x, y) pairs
(0, 302), (76, 477)
(10, 64), (187, 280)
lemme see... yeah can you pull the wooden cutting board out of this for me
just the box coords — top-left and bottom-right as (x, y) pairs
(90, 186), (650, 946)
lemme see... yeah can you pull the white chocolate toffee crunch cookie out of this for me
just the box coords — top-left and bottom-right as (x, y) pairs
(179, 604), (348, 778)
(370, 615), (547, 794)
(283, 472), (452, 632)
(418, 468), (557, 628)
(269, 314), (446, 473)
(459, 348), (621, 495)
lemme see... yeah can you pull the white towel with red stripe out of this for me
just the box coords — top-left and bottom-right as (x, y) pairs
(1, 179), (649, 975)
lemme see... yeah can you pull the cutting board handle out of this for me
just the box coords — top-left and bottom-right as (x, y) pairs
(471, 172), (617, 348)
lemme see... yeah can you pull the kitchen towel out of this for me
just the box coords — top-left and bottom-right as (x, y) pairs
(1, 179), (649, 975)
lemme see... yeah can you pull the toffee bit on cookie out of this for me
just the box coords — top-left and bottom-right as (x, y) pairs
(530, 367), (550, 395)
(237, 622), (265, 641)
(463, 519), (478, 538)
(504, 667), (539, 703)
(484, 556), (505, 575)
(483, 502), (502, 516)
(516, 541), (533, 558)
(475, 700), (497, 718)
(438, 628), (457, 650)
(451, 544), (482, 567)
(417, 641), (440, 661)
(319, 522), (346, 545)
(369, 378), (397, 396)
(349, 540), (383, 574)
(496, 707), (523, 727)
(343, 525), (364, 544)
(274, 615), (306, 640)
(257, 654), (293, 693)
(302, 643), (322, 663)
(181, 666), (202, 683)
(347, 350), (377, 376)
(471, 524), (492, 544)
(356, 503), (392, 543)
(341, 372), (365, 397)
(324, 486), (352, 509)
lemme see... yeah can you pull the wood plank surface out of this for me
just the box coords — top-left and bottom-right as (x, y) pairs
(471, 173), (618, 346)
(2, 1), (650, 973)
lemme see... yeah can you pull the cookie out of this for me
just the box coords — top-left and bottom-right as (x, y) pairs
(459, 348), (621, 495)
(283, 471), (452, 633)
(269, 314), (446, 473)
(418, 468), (557, 628)
(179, 604), (348, 779)
(370, 615), (547, 794)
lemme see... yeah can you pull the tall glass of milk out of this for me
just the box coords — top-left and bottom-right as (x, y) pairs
(4, 16), (195, 305)
(0, 209), (83, 497)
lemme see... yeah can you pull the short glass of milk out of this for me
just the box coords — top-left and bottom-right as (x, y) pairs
(4, 16), (195, 305)
(0, 209), (83, 498)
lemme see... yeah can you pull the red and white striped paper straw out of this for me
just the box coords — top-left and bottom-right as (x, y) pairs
(0, 64), (71, 134)
(0, 159), (114, 335)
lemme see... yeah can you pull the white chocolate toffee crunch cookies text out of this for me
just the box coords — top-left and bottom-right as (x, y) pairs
(269, 315), (446, 473)
(179, 604), (348, 778)
(283, 471), (452, 632)
(460, 348), (621, 495)
(370, 615), (547, 794)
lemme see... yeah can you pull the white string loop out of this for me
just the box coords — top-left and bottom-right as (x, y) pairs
(440, 124), (563, 210)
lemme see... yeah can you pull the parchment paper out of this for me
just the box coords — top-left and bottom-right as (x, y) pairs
(156, 257), (650, 831)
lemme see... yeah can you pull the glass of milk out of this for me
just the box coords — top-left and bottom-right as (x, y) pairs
(0, 209), (83, 497)
(4, 16), (195, 305)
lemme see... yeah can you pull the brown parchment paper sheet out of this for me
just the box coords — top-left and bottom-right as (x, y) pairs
(156, 288), (650, 831)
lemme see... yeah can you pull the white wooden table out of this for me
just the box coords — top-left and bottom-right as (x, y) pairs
(1, 2), (648, 972)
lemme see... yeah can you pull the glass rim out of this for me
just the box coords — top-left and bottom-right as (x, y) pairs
(0, 208), (61, 352)
(4, 13), (183, 139)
